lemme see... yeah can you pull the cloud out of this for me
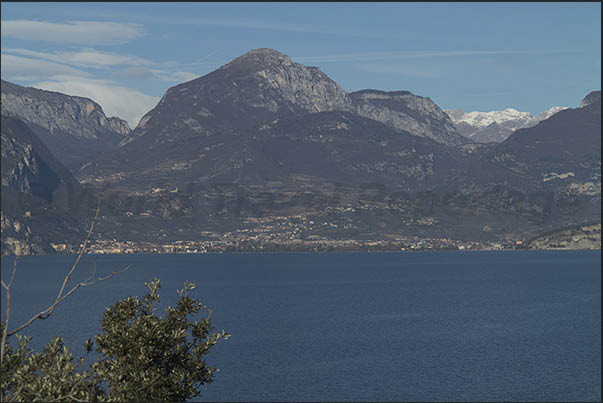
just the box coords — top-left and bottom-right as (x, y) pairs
(0, 53), (89, 81)
(152, 70), (199, 83)
(1, 52), (159, 126)
(33, 78), (159, 128)
(1, 20), (143, 45)
(3, 48), (200, 83)
(111, 66), (199, 83)
(3, 48), (153, 69)
(111, 67), (158, 81)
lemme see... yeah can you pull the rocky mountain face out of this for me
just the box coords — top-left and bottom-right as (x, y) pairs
(446, 106), (568, 143)
(128, 49), (462, 146)
(1, 79), (131, 172)
(1, 116), (77, 200)
(127, 48), (352, 140)
(82, 48), (468, 186)
(352, 90), (467, 146)
(1, 116), (85, 255)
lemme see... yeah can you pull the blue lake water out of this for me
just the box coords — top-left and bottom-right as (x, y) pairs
(1, 251), (601, 402)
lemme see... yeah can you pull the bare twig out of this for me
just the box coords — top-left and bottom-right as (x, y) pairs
(50, 197), (103, 318)
(2, 195), (132, 339)
(1, 257), (19, 366)
(7, 264), (131, 337)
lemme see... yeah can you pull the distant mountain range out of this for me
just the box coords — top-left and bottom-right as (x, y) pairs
(0, 49), (600, 254)
(445, 106), (568, 143)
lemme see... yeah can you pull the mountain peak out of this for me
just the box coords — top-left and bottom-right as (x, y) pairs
(221, 48), (293, 71)
(245, 48), (291, 60)
(580, 90), (601, 108)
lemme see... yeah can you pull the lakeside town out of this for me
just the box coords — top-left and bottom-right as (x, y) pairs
(51, 236), (526, 254)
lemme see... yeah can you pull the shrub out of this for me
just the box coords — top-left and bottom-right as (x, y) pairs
(1, 279), (229, 402)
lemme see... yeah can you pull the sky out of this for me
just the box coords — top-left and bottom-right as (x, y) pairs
(1, 2), (601, 128)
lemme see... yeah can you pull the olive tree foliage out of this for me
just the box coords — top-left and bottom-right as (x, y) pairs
(93, 279), (229, 402)
(1, 278), (229, 402)
(1, 200), (229, 401)
(0, 329), (105, 402)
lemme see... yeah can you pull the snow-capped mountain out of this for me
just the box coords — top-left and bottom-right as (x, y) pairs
(445, 106), (568, 143)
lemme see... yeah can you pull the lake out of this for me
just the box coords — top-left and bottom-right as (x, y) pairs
(1, 251), (601, 401)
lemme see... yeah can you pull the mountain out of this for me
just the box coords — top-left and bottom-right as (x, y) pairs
(1, 115), (85, 255)
(580, 90), (601, 108)
(1, 115), (78, 200)
(81, 48), (467, 187)
(73, 49), (598, 247)
(483, 93), (600, 223)
(1, 79), (131, 172)
(491, 95), (600, 174)
(351, 90), (467, 146)
(1, 48), (599, 253)
(213, 110), (470, 187)
(127, 48), (463, 146)
(446, 106), (568, 143)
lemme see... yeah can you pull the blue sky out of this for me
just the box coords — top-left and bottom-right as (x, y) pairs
(1, 2), (600, 127)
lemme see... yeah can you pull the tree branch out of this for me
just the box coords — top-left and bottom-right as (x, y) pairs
(51, 197), (103, 317)
(2, 195), (131, 337)
(7, 264), (131, 337)
(1, 257), (19, 366)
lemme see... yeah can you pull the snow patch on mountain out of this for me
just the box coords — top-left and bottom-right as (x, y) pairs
(445, 106), (568, 143)
(453, 108), (532, 129)
(535, 106), (569, 121)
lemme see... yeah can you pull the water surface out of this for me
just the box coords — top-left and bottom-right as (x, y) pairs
(2, 251), (601, 401)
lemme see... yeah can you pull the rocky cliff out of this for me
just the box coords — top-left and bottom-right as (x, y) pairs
(352, 90), (467, 146)
(1, 116), (84, 255)
(1, 79), (131, 172)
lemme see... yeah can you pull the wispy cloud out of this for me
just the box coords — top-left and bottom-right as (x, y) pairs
(1, 47), (202, 125)
(1, 53), (160, 126)
(3, 48), (153, 69)
(0, 54), (89, 81)
(34, 77), (159, 128)
(1, 20), (143, 45)
(2, 48), (201, 83)
(111, 67), (199, 83)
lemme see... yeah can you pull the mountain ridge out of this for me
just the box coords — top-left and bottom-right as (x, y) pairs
(82, 48), (468, 185)
(0, 48), (599, 254)
(1, 79), (131, 172)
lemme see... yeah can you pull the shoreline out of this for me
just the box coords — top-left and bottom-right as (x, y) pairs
(5, 247), (601, 257)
